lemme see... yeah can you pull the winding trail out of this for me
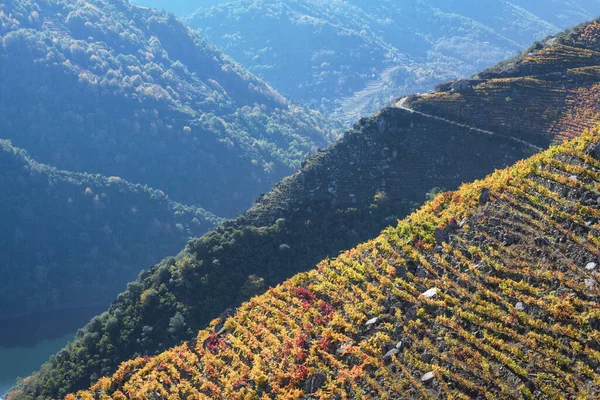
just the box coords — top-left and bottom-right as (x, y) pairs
(393, 97), (544, 152)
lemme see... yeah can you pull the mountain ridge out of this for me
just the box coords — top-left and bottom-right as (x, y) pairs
(0, 0), (334, 217)
(182, 0), (600, 124)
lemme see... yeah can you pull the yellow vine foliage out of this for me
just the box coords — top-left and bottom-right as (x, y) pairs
(66, 126), (600, 399)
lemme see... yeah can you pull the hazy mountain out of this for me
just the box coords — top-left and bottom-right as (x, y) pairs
(183, 0), (600, 124)
(10, 18), (600, 399)
(130, 0), (226, 16)
(0, 0), (334, 217)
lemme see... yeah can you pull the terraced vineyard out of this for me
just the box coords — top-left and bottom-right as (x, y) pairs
(408, 20), (600, 145)
(62, 127), (600, 399)
(409, 78), (568, 145)
(10, 103), (541, 400)
(552, 84), (600, 141)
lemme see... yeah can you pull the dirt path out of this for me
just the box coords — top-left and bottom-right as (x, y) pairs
(393, 97), (544, 151)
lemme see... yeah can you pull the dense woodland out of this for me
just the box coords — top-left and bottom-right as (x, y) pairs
(13, 17), (600, 398)
(181, 0), (600, 123)
(0, 140), (220, 322)
(0, 0), (334, 217)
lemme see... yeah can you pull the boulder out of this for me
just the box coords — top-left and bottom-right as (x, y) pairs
(422, 288), (438, 299)
(585, 279), (596, 288)
(421, 371), (435, 382)
(479, 188), (491, 205)
(586, 262), (597, 271)
(585, 142), (600, 160)
(434, 228), (448, 245)
(383, 348), (400, 361)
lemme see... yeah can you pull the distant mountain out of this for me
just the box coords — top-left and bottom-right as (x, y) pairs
(10, 18), (600, 399)
(66, 126), (600, 400)
(0, 140), (220, 324)
(0, 0), (334, 217)
(183, 0), (600, 124)
(130, 0), (226, 16)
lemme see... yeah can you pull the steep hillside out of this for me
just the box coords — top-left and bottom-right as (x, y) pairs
(405, 19), (600, 145)
(65, 126), (600, 399)
(10, 20), (600, 399)
(0, 0), (333, 217)
(0, 140), (220, 324)
(184, 0), (600, 124)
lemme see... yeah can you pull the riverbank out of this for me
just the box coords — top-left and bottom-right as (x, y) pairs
(0, 304), (108, 397)
(0, 333), (73, 398)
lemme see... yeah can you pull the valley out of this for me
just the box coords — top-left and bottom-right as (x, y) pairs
(181, 0), (600, 123)
(10, 16), (600, 399)
(1, 1), (600, 399)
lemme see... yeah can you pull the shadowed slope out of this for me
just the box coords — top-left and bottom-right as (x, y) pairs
(0, 140), (220, 322)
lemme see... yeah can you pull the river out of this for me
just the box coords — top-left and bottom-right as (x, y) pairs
(0, 334), (73, 398)
(0, 304), (107, 398)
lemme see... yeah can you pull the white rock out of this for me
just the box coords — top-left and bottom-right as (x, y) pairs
(337, 341), (353, 355)
(421, 371), (435, 382)
(568, 175), (578, 182)
(586, 262), (597, 271)
(585, 279), (596, 288)
(383, 348), (399, 360)
(515, 302), (525, 311)
(365, 317), (379, 326)
(422, 288), (438, 299)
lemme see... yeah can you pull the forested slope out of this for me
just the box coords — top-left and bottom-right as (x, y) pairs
(0, 140), (220, 322)
(0, 0), (333, 217)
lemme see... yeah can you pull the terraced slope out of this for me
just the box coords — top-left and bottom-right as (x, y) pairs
(9, 104), (540, 400)
(408, 20), (600, 144)
(63, 127), (600, 399)
(0, 140), (220, 323)
(12, 19), (600, 399)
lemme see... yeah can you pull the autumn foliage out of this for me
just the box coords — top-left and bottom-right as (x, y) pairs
(65, 127), (600, 399)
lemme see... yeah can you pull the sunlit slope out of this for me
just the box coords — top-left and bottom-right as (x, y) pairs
(8, 104), (540, 400)
(65, 128), (600, 399)
(408, 19), (600, 144)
